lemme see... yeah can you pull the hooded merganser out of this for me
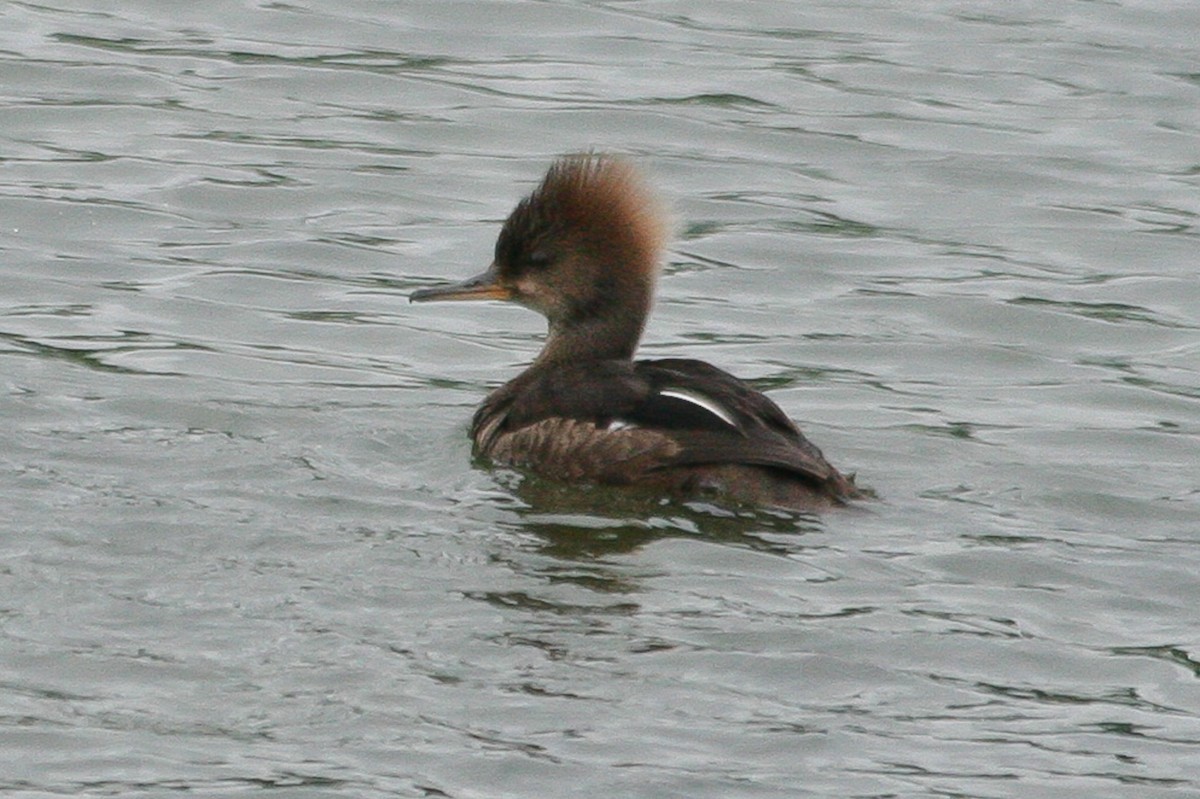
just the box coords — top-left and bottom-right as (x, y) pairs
(411, 154), (859, 511)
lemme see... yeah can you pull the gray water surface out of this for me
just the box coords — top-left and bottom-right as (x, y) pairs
(2, 2), (1199, 797)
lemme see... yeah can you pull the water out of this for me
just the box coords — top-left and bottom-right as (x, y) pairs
(2, 1), (1198, 796)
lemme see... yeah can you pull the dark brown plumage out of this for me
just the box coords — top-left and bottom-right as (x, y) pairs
(412, 154), (860, 512)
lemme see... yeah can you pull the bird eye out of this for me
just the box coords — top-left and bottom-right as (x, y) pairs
(526, 249), (555, 269)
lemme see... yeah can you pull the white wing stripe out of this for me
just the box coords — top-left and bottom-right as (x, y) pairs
(659, 388), (737, 428)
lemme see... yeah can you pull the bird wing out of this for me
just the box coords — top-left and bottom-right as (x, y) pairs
(473, 358), (837, 485)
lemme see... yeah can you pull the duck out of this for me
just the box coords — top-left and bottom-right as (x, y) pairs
(411, 153), (860, 511)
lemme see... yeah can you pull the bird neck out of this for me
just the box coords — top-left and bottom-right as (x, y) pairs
(534, 302), (648, 366)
